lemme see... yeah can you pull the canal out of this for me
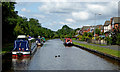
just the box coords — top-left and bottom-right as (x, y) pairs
(2, 39), (120, 71)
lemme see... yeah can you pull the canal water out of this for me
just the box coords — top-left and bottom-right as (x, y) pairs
(2, 39), (120, 71)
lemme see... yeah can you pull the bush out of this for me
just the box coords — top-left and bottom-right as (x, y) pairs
(116, 33), (120, 46)
(105, 36), (112, 45)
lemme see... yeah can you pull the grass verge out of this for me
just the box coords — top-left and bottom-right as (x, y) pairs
(73, 42), (120, 58)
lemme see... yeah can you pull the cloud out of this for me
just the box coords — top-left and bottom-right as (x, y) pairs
(65, 18), (76, 23)
(21, 8), (30, 12)
(38, 2), (78, 14)
(72, 11), (89, 20)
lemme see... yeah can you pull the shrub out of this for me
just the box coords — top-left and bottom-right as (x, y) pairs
(105, 36), (112, 45)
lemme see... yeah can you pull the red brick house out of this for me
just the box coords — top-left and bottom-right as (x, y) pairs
(111, 17), (120, 31)
(82, 26), (90, 34)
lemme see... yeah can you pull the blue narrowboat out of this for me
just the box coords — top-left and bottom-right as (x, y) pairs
(12, 35), (37, 57)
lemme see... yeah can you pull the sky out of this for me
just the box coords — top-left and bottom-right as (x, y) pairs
(14, 0), (120, 31)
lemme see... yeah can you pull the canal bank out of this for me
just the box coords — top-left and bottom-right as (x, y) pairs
(73, 42), (120, 61)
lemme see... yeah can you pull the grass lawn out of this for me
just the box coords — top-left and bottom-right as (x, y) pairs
(72, 38), (76, 40)
(73, 42), (120, 58)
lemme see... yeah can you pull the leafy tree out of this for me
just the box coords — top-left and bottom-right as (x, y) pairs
(116, 33), (120, 45)
(83, 32), (87, 36)
(2, 2), (18, 43)
(56, 25), (75, 38)
(111, 26), (120, 45)
(95, 28), (101, 35)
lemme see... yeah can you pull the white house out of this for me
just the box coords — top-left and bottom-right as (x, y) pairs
(104, 21), (111, 33)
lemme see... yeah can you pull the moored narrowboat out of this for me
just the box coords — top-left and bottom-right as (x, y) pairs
(12, 35), (37, 57)
(36, 36), (43, 46)
(64, 38), (73, 46)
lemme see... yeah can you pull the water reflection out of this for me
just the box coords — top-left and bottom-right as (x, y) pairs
(12, 57), (31, 70)
(64, 45), (73, 48)
(11, 45), (43, 70)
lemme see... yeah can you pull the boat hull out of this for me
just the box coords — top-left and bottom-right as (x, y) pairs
(12, 45), (37, 57)
(64, 42), (73, 46)
(37, 43), (43, 46)
(12, 51), (30, 57)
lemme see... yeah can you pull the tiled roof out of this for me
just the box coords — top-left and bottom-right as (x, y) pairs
(104, 21), (110, 26)
(112, 17), (120, 24)
(82, 26), (90, 30)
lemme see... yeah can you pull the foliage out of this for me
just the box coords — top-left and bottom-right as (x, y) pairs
(77, 35), (83, 41)
(2, 2), (18, 43)
(95, 36), (100, 40)
(95, 28), (101, 35)
(116, 33), (120, 45)
(56, 25), (75, 38)
(111, 26), (120, 45)
(87, 32), (93, 38)
(105, 36), (112, 45)
(2, 2), (55, 44)
(83, 32), (87, 36)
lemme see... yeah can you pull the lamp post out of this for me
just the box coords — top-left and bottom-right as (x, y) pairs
(94, 13), (101, 40)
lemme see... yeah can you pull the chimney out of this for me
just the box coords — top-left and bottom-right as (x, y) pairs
(110, 18), (113, 25)
(110, 18), (113, 29)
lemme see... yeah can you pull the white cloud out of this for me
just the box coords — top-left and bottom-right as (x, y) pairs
(72, 11), (89, 20)
(21, 8), (30, 12)
(65, 18), (76, 23)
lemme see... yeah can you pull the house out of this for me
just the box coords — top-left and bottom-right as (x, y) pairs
(103, 17), (120, 37)
(89, 26), (95, 33)
(95, 25), (104, 33)
(82, 26), (90, 34)
(103, 21), (111, 34)
(111, 17), (120, 30)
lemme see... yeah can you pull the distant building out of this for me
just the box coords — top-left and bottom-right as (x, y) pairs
(82, 26), (90, 34)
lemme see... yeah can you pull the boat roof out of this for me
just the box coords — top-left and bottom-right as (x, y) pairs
(17, 35), (26, 38)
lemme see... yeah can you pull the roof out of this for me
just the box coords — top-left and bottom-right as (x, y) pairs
(112, 17), (120, 24)
(17, 35), (26, 38)
(95, 25), (102, 29)
(101, 25), (104, 30)
(104, 21), (110, 26)
(82, 26), (90, 30)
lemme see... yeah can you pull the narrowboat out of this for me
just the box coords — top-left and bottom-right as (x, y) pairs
(36, 36), (43, 46)
(12, 35), (37, 57)
(64, 38), (73, 46)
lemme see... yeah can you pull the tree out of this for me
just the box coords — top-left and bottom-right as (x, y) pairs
(111, 26), (120, 45)
(56, 25), (75, 38)
(95, 28), (101, 35)
(2, 2), (18, 43)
